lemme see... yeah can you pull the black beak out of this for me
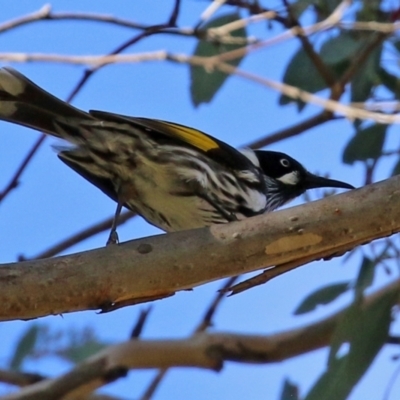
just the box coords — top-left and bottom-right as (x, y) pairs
(305, 172), (355, 190)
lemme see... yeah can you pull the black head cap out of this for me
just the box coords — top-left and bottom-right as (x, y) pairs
(253, 150), (354, 208)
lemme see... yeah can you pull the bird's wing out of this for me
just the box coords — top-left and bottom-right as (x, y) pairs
(89, 111), (256, 172)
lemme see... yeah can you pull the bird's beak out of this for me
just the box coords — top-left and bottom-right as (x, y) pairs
(304, 172), (355, 190)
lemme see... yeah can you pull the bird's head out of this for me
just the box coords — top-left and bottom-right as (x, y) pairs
(241, 149), (354, 211)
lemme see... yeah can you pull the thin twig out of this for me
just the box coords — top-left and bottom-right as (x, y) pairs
(66, 0), (181, 109)
(1, 48), (396, 125)
(0, 370), (44, 387)
(0, 4), (191, 37)
(283, 0), (336, 86)
(337, 32), (388, 88)
(130, 307), (153, 339)
(139, 276), (238, 400)
(0, 135), (45, 202)
(245, 111), (336, 149)
(224, 0), (287, 24)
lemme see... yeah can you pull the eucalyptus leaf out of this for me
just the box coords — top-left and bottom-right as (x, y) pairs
(190, 13), (247, 107)
(342, 123), (387, 164)
(378, 67), (400, 99)
(354, 257), (376, 299)
(320, 33), (362, 65)
(294, 282), (350, 315)
(10, 325), (42, 370)
(279, 47), (329, 109)
(57, 340), (109, 364)
(280, 378), (299, 400)
(305, 291), (395, 400)
(392, 157), (400, 176)
(351, 45), (382, 102)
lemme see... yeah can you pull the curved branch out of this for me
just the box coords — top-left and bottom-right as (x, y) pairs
(1, 176), (400, 321)
(2, 277), (399, 400)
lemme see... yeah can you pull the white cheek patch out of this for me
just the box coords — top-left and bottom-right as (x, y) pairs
(277, 171), (300, 185)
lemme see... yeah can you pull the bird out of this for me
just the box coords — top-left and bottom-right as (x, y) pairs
(0, 67), (354, 244)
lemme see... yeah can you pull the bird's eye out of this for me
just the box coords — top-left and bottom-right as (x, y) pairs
(280, 158), (290, 167)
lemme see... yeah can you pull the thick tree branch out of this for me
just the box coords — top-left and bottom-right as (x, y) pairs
(1, 176), (400, 321)
(2, 277), (399, 400)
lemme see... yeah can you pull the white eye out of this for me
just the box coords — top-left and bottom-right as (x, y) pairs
(280, 158), (290, 167)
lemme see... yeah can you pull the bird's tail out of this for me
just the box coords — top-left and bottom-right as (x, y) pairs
(0, 67), (93, 137)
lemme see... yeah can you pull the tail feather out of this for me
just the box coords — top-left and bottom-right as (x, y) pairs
(0, 67), (93, 137)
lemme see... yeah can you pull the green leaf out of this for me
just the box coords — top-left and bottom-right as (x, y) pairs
(391, 157), (400, 176)
(392, 38), (400, 54)
(327, 303), (360, 368)
(342, 123), (387, 164)
(351, 45), (382, 102)
(304, 355), (349, 400)
(57, 340), (108, 364)
(190, 13), (247, 107)
(280, 378), (299, 400)
(354, 256), (376, 299)
(279, 32), (370, 111)
(289, 0), (344, 21)
(305, 290), (395, 400)
(10, 325), (41, 370)
(293, 282), (350, 315)
(378, 67), (400, 99)
(279, 46), (329, 110)
(356, 1), (388, 22)
(289, 0), (315, 19)
(320, 33), (363, 65)
(312, 0), (344, 21)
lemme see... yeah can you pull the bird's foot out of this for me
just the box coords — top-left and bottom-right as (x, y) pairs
(106, 230), (119, 246)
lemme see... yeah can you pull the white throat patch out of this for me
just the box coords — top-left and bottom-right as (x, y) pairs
(277, 171), (300, 185)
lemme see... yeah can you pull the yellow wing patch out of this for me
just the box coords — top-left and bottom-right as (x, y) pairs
(157, 120), (219, 152)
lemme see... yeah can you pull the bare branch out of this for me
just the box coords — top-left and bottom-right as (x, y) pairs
(140, 276), (238, 400)
(0, 49), (396, 125)
(0, 4), (191, 36)
(340, 20), (400, 33)
(0, 370), (44, 387)
(2, 277), (399, 400)
(211, 61), (400, 124)
(245, 111), (336, 149)
(283, 0), (336, 86)
(0, 4), (52, 33)
(1, 176), (400, 321)
(1, 43), (396, 125)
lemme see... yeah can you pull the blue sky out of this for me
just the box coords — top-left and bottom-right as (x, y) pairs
(0, 1), (399, 399)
